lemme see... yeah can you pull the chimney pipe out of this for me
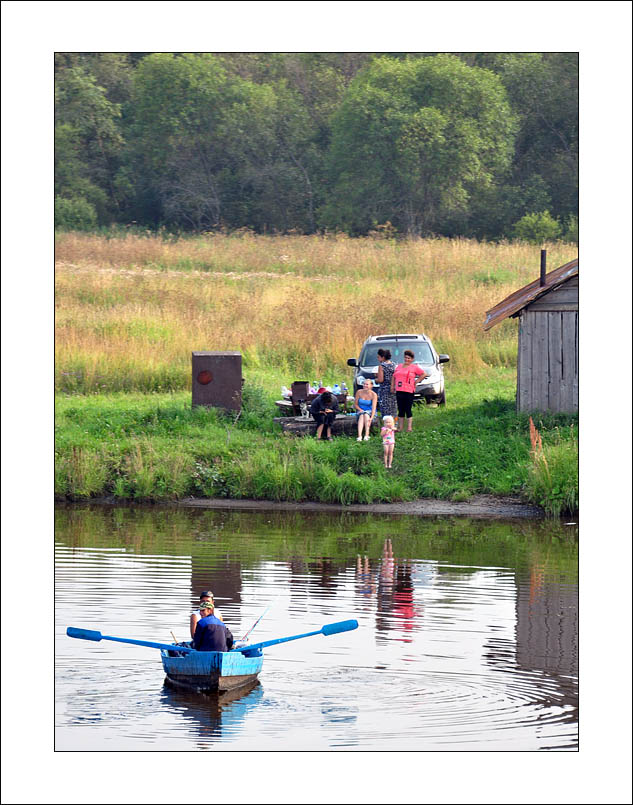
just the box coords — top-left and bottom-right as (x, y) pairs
(540, 249), (547, 287)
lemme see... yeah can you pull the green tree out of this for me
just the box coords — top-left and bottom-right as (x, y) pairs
(128, 53), (324, 231)
(512, 210), (562, 242)
(54, 62), (124, 221)
(482, 53), (578, 223)
(321, 55), (517, 235)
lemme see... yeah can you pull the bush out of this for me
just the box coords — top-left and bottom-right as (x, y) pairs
(512, 210), (562, 243)
(525, 436), (578, 516)
(55, 196), (98, 230)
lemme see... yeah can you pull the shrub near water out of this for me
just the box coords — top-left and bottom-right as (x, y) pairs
(525, 421), (578, 516)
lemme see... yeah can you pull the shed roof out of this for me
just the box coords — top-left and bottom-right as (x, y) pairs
(483, 258), (578, 331)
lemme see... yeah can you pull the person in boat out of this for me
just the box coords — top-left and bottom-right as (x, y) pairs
(190, 590), (223, 639)
(193, 600), (234, 652)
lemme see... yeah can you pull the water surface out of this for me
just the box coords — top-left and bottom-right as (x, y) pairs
(55, 505), (578, 751)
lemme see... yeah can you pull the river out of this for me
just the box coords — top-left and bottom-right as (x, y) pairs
(55, 504), (578, 751)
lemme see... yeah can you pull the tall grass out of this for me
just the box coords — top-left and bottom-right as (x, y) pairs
(56, 232), (578, 393)
(524, 419), (578, 516)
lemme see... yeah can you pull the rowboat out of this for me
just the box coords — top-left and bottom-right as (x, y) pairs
(161, 644), (264, 693)
(67, 619), (358, 694)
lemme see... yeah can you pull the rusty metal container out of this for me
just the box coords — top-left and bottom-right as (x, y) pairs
(192, 352), (242, 411)
(291, 381), (310, 408)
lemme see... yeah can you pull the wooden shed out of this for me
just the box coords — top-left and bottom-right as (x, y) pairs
(484, 258), (578, 413)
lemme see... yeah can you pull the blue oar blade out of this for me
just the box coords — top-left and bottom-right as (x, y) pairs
(67, 627), (102, 642)
(322, 619), (358, 636)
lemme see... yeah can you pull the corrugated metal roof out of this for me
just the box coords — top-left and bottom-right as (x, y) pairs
(483, 258), (578, 331)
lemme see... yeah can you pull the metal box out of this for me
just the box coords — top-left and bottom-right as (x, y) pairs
(192, 352), (242, 411)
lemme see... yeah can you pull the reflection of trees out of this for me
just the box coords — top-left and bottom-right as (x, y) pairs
(191, 554), (242, 619)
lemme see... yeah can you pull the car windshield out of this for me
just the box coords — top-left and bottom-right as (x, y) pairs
(360, 342), (435, 366)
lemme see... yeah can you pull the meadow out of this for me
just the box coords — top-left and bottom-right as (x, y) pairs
(55, 232), (579, 514)
(55, 231), (578, 392)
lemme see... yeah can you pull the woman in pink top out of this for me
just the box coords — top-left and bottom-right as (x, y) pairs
(390, 350), (426, 432)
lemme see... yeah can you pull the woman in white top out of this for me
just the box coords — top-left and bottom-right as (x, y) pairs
(190, 590), (223, 638)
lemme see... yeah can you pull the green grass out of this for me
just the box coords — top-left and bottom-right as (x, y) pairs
(55, 368), (578, 514)
(525, 435), (579, 517)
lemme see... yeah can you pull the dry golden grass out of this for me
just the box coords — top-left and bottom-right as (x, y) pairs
(55, 232), (578, 392)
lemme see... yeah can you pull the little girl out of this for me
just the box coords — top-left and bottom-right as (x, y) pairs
(381, 415), (396, 468)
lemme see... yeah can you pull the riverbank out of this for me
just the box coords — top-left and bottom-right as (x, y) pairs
(82, 494), (545, 519)
(55, 370), (578, 515)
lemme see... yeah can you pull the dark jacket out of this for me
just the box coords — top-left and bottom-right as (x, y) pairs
(193, 614), (234, 652)
(310, 393), (339, 417)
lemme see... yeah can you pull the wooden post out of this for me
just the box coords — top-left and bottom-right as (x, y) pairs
(540, 250), (547, 287)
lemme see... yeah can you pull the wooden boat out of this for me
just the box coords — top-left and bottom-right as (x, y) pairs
(67, 619), (358, 694)
(161, 645), (263, 693)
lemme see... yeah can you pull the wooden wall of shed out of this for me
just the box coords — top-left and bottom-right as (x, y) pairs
(516, 279), (578, 413)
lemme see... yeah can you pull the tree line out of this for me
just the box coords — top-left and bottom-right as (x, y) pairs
(54, 52), (578, 240)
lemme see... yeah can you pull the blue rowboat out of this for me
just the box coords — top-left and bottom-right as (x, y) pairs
(67, 619), (358, 694)
(161, 645), (263, 693)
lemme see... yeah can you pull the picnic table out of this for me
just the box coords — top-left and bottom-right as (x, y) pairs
(274, 394), (355, 416)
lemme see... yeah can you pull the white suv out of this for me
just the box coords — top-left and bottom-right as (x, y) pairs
(347, 334), (449, 405)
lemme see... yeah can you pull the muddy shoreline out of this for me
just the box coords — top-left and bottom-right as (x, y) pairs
(72, 494), (546, 519)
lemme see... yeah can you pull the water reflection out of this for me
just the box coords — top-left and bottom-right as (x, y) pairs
(55, 505), (578, 750)
(160, 681), (263, 749)
(355, 539), (435, 644)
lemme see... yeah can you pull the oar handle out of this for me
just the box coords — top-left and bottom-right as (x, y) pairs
(235, 619), (358, 655)
(66, 627), (195, 653)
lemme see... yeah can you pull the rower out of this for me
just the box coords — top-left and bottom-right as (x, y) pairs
(190, 590), (223, 639)
(193, 601), (234, 652)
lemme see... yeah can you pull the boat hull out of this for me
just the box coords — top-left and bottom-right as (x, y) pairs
(161, 649), (263, 693)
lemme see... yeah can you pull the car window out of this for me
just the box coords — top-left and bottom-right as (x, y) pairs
(360, 342), (435, 366)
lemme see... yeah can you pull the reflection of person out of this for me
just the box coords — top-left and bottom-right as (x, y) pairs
(391, 350), (426, 432)
(356, 554), (375, 597)
(381, 415), (396, 468)
(354, 379), (378, 441)
(376, 349), (397, 419)
(190, 591), (223, 639)
(193, 601), (234, 652)
(310, 391), (339, 440)
(392, 562), (415, 642)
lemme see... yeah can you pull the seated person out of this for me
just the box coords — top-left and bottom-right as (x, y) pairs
(193, 601), (234, 652)
(190, 590), (223, 639)
(310, 390), (339, 441)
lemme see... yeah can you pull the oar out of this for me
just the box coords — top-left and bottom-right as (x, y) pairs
(67, 627), (195, 653)
(234, 619), (358, 655)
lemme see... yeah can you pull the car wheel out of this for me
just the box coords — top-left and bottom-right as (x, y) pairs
(437, 390), (446, 405)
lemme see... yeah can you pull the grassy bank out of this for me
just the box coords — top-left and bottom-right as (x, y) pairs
(55, 232), (578, 513)
(55, 232), (578, 393)
(55, 369), (578, 514)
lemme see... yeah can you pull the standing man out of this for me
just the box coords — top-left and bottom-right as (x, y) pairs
(193, 601), (234, 652)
